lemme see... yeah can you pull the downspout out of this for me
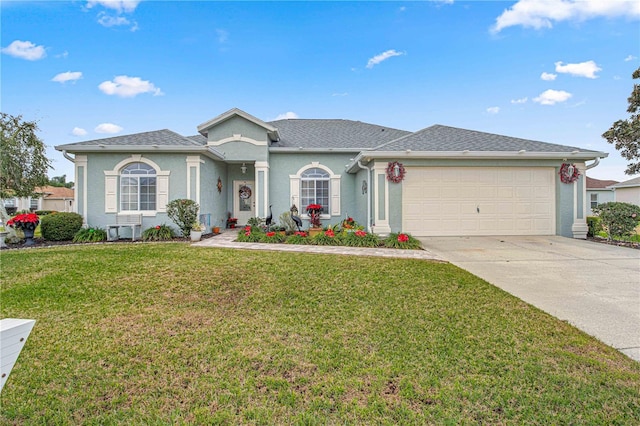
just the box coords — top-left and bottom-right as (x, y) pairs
(356, 161), (372, 233)
(585, 157), (600, 170)
(62, 150), (75, 163)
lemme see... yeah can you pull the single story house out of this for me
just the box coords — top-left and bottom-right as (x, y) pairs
(586, 177), (618, 216)
(55, 108), (606, 239)
(2, 185), (75, 215)
(609, 176), (640, 206)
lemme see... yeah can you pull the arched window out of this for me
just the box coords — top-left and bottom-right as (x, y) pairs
(120, 163), (157, 211)
(301, 167), (330, 213)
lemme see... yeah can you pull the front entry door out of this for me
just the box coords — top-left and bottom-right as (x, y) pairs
(234, 181), (255, 225)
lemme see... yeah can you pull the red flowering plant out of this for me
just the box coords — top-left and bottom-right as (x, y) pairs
(383, 232), (421, 250)
(7, 213), (39, 231)
(306, 204), (323, 228)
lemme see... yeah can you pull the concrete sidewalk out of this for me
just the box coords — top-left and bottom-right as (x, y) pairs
(419, 236), (640, 361)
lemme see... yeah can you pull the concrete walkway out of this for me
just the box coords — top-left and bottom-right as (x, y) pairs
(419, 236), (640, 362)
(193, 229), (445, 261)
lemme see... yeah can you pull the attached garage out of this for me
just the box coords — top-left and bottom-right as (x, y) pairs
(402, 167), (555, 236)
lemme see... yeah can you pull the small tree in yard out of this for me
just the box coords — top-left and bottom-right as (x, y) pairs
(592, 202), (640, 241)
(166, 199), (199, 236)
(0, 113), (51, 242)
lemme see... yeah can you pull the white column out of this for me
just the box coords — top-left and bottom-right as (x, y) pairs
(255, 161), (269, 218)
(571, 163), (588, 239)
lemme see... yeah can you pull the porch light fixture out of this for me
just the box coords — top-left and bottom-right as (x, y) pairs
(567, 164), (575, 177)
(241, 163), (247, 174)
(393, 163), (401, 177)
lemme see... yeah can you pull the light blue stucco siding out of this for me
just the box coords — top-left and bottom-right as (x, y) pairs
(207, 116), (269, 144)
(199, 157), (228, 231)
(267, 152), (360, 227)
(82, 153), (193, 236)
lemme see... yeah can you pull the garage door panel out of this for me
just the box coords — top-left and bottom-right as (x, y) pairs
(403, 167), (555, 236)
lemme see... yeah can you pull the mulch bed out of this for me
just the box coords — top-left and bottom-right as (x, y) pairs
(1, 233), (217, 251)
(587, 236), (640, 250)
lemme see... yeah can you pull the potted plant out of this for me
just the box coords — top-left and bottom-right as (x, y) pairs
(6, 212), (40, 246)
(190, 222), (206, 241)
(227, 217), (238, 228)
(306, 204), (323, 236)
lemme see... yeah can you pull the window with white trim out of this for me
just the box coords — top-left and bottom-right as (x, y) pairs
(301, 168), (330, 213)
(120, 162), (157, 211)
(590, 193), (598, 210)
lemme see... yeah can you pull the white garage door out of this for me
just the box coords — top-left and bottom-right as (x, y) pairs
(403, 167), (555, 236)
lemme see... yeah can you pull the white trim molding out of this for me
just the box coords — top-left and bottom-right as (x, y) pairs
(290, 162), (341, 219)
(208, 134), (268, 147)
(373, 163), (391, 235)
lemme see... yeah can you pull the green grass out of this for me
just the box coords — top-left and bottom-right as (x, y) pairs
(1, 243), (639, 424)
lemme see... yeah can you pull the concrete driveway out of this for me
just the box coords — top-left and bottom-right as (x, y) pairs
(419, 236), (640, 361)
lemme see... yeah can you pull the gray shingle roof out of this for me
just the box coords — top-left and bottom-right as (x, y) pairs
(267, 119), (410, 149)
(373, 124), (601, 153)
(187, 134), (207, 145)
(58, 129), (203, 148)
(610, 176), (640, 188)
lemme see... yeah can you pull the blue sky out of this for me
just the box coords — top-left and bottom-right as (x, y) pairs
(2, 0), (639, 183)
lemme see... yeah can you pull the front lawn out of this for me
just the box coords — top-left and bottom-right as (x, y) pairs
(1, 244), (639, 424)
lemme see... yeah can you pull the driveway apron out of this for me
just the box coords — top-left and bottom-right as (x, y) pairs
(419, 236), (640, 362)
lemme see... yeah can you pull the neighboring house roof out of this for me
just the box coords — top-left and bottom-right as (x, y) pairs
(610, 176), (640, 189)
(267, 119), (410, 150)
(373, 125), (600, 154)
(35, 186), (74, 199)
(586, 177), (618, 189)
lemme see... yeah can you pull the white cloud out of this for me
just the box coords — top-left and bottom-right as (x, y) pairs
(98, 75), (163, 97)
(1, 40), (46, 60)
(625, 55), (637, 62)
(486, 106), (500, 114)
(511, 97), (528, 104)
(274, 112), (299, 120)
(71, 127), (88, 136)
(86, 0), (140, 13)
(52, 71), (83, 83)
(216, 29), (228, 44)
(332, 92), (349, 97)
(56, 51), (69, 59)
(399, 6), (406, 12)
(491, 0), (640, 33)
(98, 12), (130, 27)
(533, 89), (572, 105)
(366, 49), (405, 69)
(95, 123), (123, 134)
(541, 72), (556, 81)
(555, 60), (601, 78)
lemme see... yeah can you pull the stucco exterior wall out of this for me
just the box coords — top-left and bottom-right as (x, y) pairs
(586, 189), (615, 215)
(614, 187), (640, 206)
(206, 116), (269, 144)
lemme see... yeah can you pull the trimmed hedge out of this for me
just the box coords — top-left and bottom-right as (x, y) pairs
(40, 212), (83, 241)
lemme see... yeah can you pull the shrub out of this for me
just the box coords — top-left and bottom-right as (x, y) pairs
(237, 226), (263, 242)
(166, 199), (199, 236)
(35, 210), (55, 216)
(342, 230), (380, 247)
(383, 232), (422, 250)
(142, 224), (175, 241)
(40, 212), (83, 241)
(311, 229), (340, 246)
(73, 227), (107, 243)
(279, 212), (297, 234)
(247, 217), (265, 228)
(260, 231), (285, 244)
(586, 216), (602, 238)
(592, 202), (640, 240)
(285, 232), (310, 245)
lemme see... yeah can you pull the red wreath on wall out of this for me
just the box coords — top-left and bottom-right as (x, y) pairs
(386, 161), (406, 183)
(559, 163), (580, 184)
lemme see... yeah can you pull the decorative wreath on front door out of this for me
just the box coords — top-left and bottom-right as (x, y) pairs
(559, 163), (580, 184)
(386, 161), (406, 183)
(239, 185), (252, 199)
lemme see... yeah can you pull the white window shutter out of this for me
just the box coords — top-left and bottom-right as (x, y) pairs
(331, 177), (340, 216)
(290, 176), (300, 210)
(105, 175), (117, 213)
(157, 175), (169, 212)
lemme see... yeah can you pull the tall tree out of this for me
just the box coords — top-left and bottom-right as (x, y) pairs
(0, 113), (52, 237)
(602, 67), (640, 176)
(49, 174), (74, 188)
